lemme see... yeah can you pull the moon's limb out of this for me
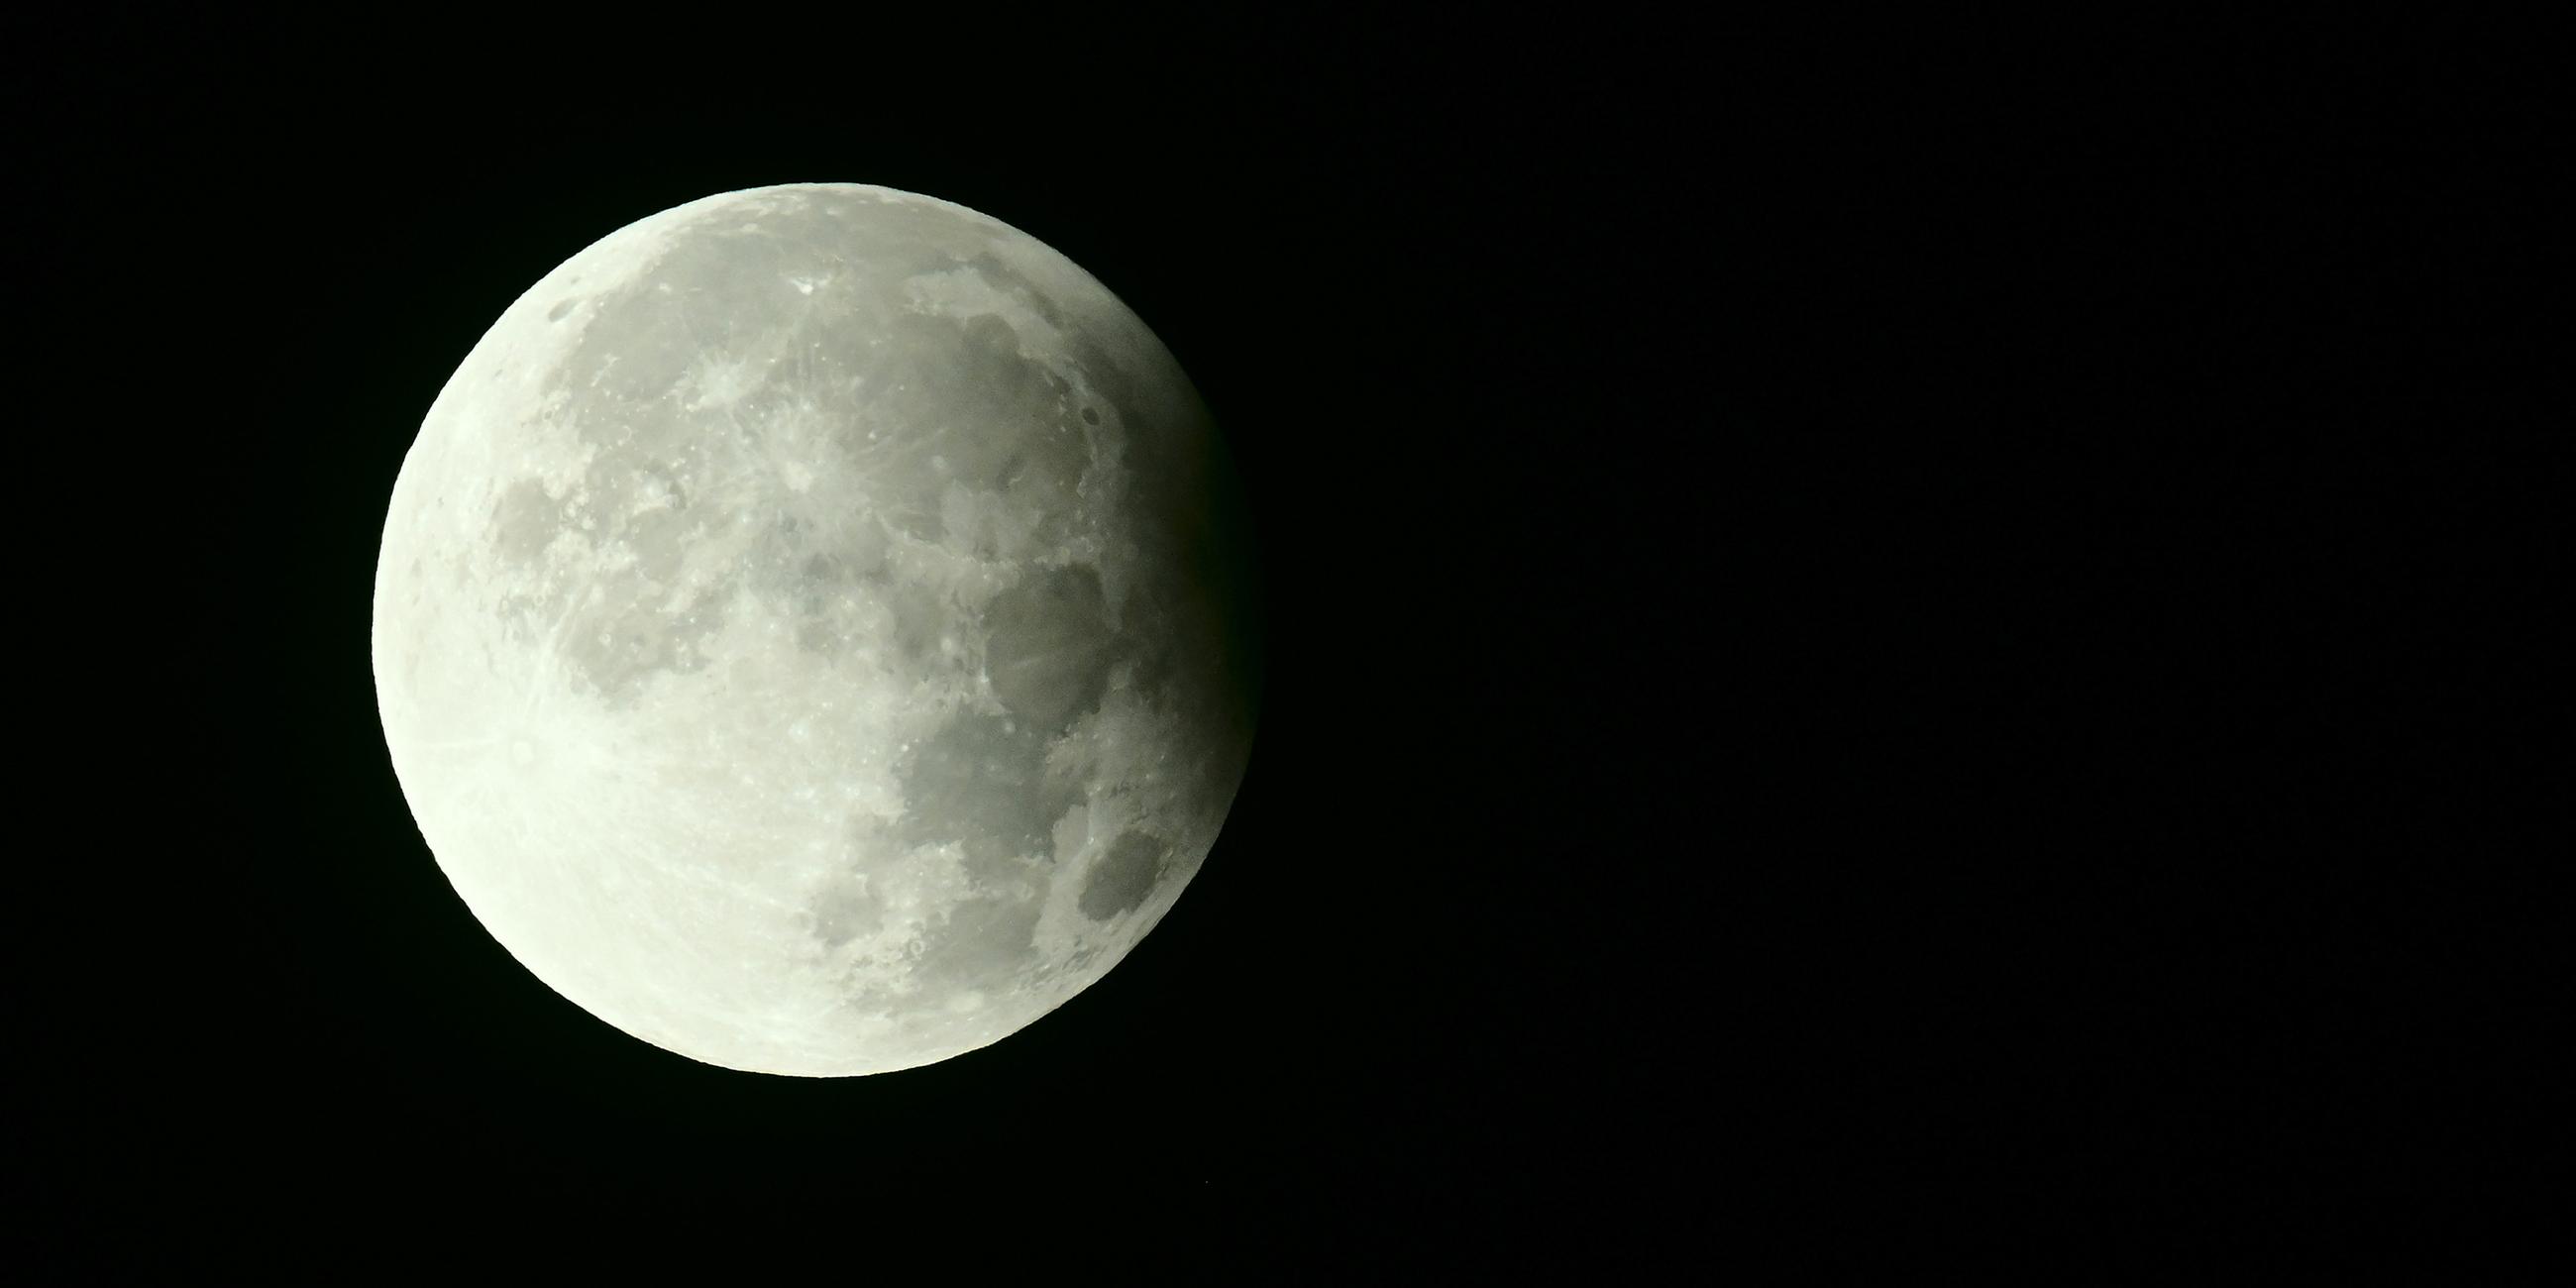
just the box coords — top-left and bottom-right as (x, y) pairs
(372, 184), (1255, 1076)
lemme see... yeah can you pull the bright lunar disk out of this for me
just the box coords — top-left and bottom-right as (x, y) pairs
(372, 183), (1257, 1076)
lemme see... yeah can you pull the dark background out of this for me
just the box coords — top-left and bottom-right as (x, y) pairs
(20, 12), (2552, 1269)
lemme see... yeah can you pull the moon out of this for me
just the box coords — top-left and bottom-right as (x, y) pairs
(371, 183), (1257, 1076)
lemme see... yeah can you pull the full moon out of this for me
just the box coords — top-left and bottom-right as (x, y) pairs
(372, 183), (1257, 1076)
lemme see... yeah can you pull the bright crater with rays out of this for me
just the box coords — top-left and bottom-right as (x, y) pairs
(372, 184), (1256, 1076)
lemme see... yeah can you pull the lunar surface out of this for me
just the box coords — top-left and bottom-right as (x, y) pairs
(372, 183), (1257, 1076)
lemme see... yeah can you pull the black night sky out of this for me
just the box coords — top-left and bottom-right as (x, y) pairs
(24, 14), (2550, 1270)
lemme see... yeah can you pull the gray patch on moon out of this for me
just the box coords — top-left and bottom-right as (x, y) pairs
(1080, 831), (1168, 921)
(897, 711), (1075, 883)
(873, 576), (958, 666)
(983, 563), (1118, 733)
(912, 896), (1042, 993)
(807, 879), (885, 948)
(558, 584), (731, 699)
(490, 480), (565, 564)
(960, 250), (1069, 332)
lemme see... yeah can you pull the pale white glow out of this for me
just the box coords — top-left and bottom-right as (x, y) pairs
(372, 184), (1254, 1076)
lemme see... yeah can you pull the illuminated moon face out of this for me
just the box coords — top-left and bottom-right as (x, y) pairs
(371, 183), (1256, 1076)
